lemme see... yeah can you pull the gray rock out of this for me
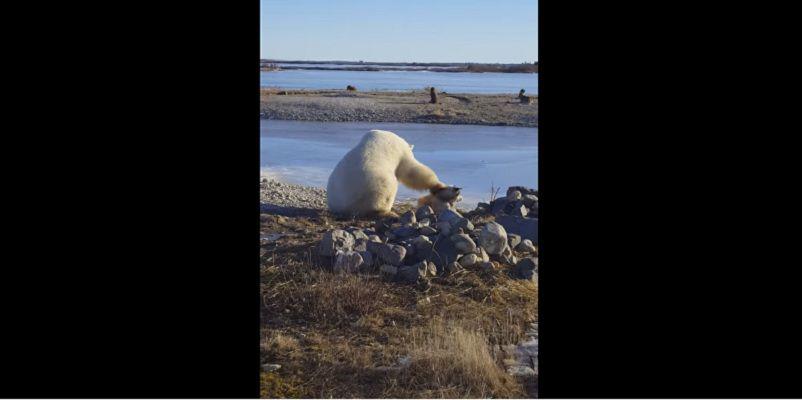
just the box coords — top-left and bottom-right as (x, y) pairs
(459, 253), (479, 267)
(397, 261), (430, 283)
(368, 234), (382, 243)
(507, 186), (538, 196)
(476, 202), (491, 214)
(262, 363), (281, 372)
(349, 229), (370, 241)
(379, 264), (398, 279)
(446, 261), (463, 274)
(419, 226), (438, 236)
(480, 261), (496, 271)
(415, 205), (434, 221)
(390, 224), (418, 239)
(509, 202), (529, 217)
(479, 222), (508, 255)
(507, 189), (523, 200)
(450, 233), (477, 254)
(437, 209), (463, 225)
(319, 229), (355, 257)
(452, 217), (474, 232)
(514, 257), (538, 280)
(516, 239), (538, 254)
(399, 210), (416, 224)
(491, 197), (511, 215)
(353, 238), (368, 252)
(359, 250), (374, 270)
(367, 241), (407, 266)
(508, 234), (522, 250)
(435, 221), (452, 237)
(475, 246), (490, 262)
(412, 235), (433, 251)
(522, 194), (539, 207)
(416, 218), (430, 228)
(496, 215), (538, 243)
(507, 365), (536, 377)
(333, 250), (363, 273)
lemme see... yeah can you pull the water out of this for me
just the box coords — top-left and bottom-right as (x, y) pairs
(261, 70), (538, 95)
(261, 120), (537, 208)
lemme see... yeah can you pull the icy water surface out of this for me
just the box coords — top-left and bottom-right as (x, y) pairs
(261, 120), (537, 208)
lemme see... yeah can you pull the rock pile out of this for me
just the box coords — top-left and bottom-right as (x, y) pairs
(317, 186), (539, 284)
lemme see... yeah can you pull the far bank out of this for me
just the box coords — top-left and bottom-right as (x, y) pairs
(260, 89), (538, 128)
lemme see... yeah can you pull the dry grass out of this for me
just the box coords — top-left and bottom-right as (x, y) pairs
(394, 319), (524, 398)
(260, 209), (537, 398)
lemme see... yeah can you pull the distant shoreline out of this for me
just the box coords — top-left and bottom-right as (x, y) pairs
(260, 88), (538, 127)
(260, 60), (538, 74)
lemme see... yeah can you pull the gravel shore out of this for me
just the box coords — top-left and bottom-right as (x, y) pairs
(260, 89), (538, 127)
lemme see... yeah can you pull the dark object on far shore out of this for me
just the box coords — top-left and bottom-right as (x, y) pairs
(346, 85), (357, 91)
(430, 87), (438, 104)
(518, 89), (534, 104)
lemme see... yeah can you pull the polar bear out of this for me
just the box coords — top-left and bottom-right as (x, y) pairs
(327, 130), (451, 218)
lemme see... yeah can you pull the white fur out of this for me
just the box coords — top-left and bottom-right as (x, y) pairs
(327, 130), (442, 217)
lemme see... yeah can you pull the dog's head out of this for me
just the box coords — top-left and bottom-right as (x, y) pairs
(431, 185), (462, 202)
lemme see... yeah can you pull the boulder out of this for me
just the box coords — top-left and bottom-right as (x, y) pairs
(479, 222), (508, 255)
(450, 233), (477, 254)
(399, 210), (416, 224)
(333, 250), (363, 273)
(367, 241), (407, 266)
(459, 253), (479, 267)
(514, 257), (538, 280)
(452, 217), (474, 232)
(495, 215), (538, 243)
(319, 229), (355, 257)
(509, 202), (529, 217)
(508, 234), (522, 250)
(390, 224), (418, 239)
(415, 205), (434, 221)
(397, 261), (432, 283)
(437, 209), (463, 225)
(516, 239), (538, 254)
(379, 264), (398, 279)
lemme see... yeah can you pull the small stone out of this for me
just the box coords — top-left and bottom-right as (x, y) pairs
(446, 261), (463, 274)
(379, 264), (398, 279)
(262, 363), (281, 372)
(397, 261), (429, 283)
(435, 221), (452, 237)
(509, 202), (529, 217)
(450, 233), (477, 254)
(480, 261), (496, 271)
(416, 218), (430, 228)
(516, 239), (538, 254)
(353, 239), (368, 252)
(319, 229), (355, 257)
(368, 234), (382, 243)
(333, 250), (363, 273)
(479, 222), (508, 255)
(359, 250), (374, 270)
(412, 235), (433, 251)
(437, 209), (463, 225)
(522, 194), (539, 207)
(419, 226), (438, 236)
(367, 241), (407, 266)
(452, 217), (474, 232)
(508, 234), (522, 250)
(459, 253), (479, 267)
(507, 190), (523, 201)
(390, 224), (418, 239)
(415, 205), (434, 221)
(349, 228), (370, 241)
(514, 257), (538, 280)
(399, 210), (416, 224)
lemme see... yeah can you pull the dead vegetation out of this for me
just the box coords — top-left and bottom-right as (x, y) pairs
(260, 206), (537, 398)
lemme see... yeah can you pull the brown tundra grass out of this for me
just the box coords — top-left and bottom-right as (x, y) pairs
(260, 211), (537, 398)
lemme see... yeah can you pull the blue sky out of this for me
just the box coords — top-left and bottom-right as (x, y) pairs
(261, 0), (537, 63)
